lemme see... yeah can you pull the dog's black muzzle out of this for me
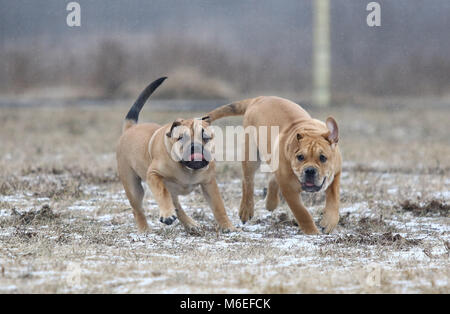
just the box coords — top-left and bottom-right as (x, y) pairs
(301, 167), (325, 192)
(301, 178), (325, 192)
(180, 143), (210, 170)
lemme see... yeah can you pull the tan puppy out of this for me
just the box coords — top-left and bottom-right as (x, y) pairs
(203, 96), (342, 234)
(116, 77), (234, 233)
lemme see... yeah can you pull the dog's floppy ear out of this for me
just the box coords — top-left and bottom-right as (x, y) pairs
(166, 119), (183, 137)
(325, 117), (339, 145)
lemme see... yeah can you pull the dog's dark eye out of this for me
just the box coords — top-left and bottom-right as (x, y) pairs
(297, 154), (304, 162)
(177, 136), (183, 141)
(320, 154), (327, 163)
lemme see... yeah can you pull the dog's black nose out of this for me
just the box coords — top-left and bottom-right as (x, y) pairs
(305, 167), (316, 178)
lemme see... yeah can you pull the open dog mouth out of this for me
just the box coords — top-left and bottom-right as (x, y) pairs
(181, 150), (209, 170)
(301, 177), (326, 193)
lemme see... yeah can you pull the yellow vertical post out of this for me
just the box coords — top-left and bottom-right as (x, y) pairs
(313, 0), (330, 106)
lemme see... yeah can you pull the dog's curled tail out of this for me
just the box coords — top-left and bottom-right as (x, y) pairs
(122, 77), (167, 133)
(201, 98), (257, 123)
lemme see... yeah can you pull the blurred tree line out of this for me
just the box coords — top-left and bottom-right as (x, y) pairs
(0, 0), (449, 100)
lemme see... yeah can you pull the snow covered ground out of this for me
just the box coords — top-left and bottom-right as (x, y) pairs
(0, 104), (448, 293)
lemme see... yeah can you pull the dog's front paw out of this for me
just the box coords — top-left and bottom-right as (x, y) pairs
(183, 222), (203, 235)
(137, 225), (151, 234)
(239, 205), (254, 224)
(159, 215), (177, 225)
(319, 211), (339, 234)
(302, 225), (320, 235)
(135, 216), (151, 233)
(265, 194), (279, 212)
(219, 224), (240, 233)
(297, 220), (320, 235)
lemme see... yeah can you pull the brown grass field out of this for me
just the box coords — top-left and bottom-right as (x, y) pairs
(0, 99), (449, 293)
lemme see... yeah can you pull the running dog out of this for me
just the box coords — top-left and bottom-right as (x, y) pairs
(203, 96), (342, 234)
(117, 77), (235, 233)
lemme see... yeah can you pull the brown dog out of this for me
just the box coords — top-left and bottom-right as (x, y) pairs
(116, 77), (234, 233)
(203, 96), (342, 234)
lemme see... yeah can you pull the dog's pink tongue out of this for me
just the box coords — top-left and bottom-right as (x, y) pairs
(305, 182), (315, 187)
(190, 153), (204, 161)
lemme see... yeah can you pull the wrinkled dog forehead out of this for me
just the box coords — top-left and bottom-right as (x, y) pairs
(169, 119), (213, 140)
(193, 119), (214, 137)
(170, 120), (204, 138)
(299, 136), (332, 154)
(171, 124), (191, 138)
(193, 120), (204, 136)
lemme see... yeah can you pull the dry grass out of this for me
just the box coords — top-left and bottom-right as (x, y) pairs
(0, 101), (449, 293)
(400, 200), (449, 217)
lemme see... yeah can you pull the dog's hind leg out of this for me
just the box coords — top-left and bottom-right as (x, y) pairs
(265, 175), (280, 211)
(239, 132), (261, 223)
(239, 159), (260, 223)
(172, 194), (201, 234)
(119, 168), (149, 233)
